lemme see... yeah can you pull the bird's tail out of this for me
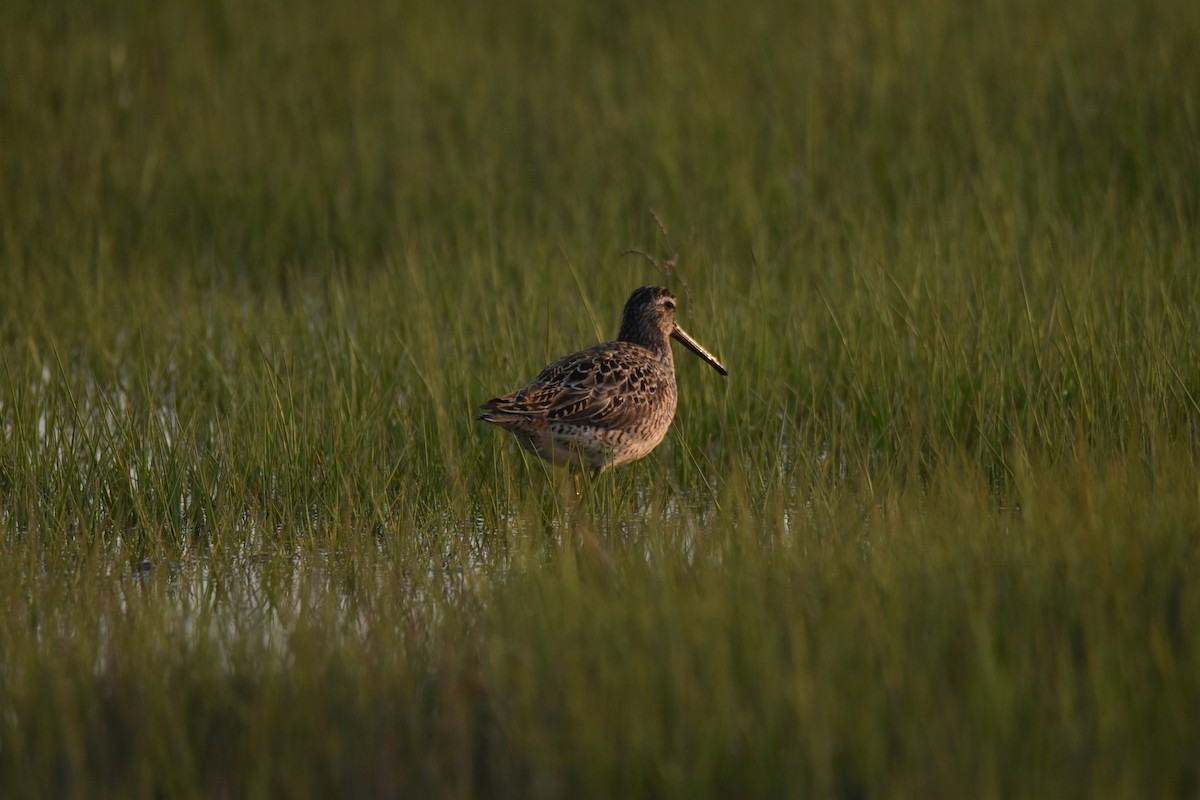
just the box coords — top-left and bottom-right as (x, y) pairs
(477, 397), (522, 424)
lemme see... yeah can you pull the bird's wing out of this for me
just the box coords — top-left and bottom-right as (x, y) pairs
(483, 345), (664, 430)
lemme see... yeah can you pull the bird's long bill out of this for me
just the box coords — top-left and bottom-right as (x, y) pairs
(671, 325), (728, 376)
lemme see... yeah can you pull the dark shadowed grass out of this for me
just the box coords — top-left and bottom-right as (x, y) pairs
(2, 0), (1200, 796)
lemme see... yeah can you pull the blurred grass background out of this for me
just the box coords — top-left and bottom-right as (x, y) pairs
(2, 0), (1199, 796)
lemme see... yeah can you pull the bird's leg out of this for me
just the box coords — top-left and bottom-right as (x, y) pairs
(573, 473), (581, 497)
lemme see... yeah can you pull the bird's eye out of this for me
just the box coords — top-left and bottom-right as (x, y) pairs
(663, 299), (675, 311)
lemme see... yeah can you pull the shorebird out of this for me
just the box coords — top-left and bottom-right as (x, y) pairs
(478, 286), (727, 482)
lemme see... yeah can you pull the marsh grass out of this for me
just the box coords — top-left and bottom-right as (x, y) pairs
(2, 0), (1200, 796)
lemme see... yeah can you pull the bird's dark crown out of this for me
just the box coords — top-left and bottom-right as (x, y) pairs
(617, 286), (676, 353)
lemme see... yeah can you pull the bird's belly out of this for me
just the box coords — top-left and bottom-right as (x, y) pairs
(517, 426), (609, 472)
(606, 421), (672, 468)
(537, 407), (675, 472)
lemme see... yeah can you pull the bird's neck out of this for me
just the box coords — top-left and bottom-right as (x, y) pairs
(617, 323), (672, 360)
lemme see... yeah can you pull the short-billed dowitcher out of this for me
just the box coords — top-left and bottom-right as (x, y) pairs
(478, 286), (727, 476)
